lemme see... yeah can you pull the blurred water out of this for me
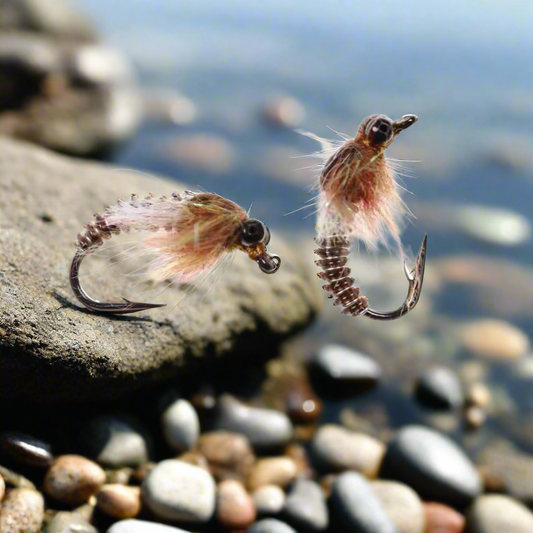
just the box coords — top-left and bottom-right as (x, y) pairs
(75, 0), (533, 450)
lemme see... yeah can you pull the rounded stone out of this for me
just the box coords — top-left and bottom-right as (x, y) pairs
(311, 424), (385, 477)
(142, 459), (216, 522)
(383, 425), (482, 507)
(459, 320), (529, 360)
(466, 495), (533, 532)
(96, 484), (141, 519)
(283, 479), (328, 532)
(107, 520), (193, 533)
(81, 415), (150, 468)
(423, 502), (465, 533)
(43, 454), (106, 505)
(252, 485), (286, 516)
(247, 518), (298, 533)
(214, 395), (293, 450)
(248, 457), (297, 491)
(217, 479), (256, 530)
(0, 431), (54, 467)
(371, 480), (425, 533)
(329, 472), (397, 533)
(415, 367), (464, 410)
(161, 399), (200, 454)
(466, 383), (491, 408)
(44, 511), (98, 533)
(0, 488), (44, 533)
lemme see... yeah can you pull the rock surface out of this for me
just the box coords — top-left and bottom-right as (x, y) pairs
(0, 488), (44, 533)
(0, 138), (320, 400)
(466, 495), (533, 533)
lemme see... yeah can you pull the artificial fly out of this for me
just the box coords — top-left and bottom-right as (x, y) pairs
(303, 114), (427, 321)
(70, 191), (281, 314)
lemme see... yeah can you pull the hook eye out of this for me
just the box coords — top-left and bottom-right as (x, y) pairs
(256, 253), (281, 274)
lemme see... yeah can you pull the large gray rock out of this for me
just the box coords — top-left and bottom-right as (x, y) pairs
(0, 139), (320, 400)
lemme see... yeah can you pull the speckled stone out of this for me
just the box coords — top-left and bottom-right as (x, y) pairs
(247, 518), (298, 533)
(217, 479), (256, 530)
(252, 485), (286, 516)
(283, 479), (328, 532)
(43, 454), (106, 505)
(248, 457), (297, 491)
(96, 484), (141, 519)
(44, 511), (98, 533)
(107, 520), (192, 533)
(0, 488), (44, 533)
(142, 459), (216, 522)
(161, 399), (200, 454)
(466, 495), (533, 532)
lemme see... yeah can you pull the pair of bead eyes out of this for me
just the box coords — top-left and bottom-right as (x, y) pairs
(240, 218), (271, 247)
(365, 117), (393, 145)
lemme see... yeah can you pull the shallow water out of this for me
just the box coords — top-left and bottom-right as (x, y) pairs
(76, 0), (533, 453)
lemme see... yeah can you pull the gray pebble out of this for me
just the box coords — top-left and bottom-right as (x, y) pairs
(142, 459), (216, 522)
(329, 472), (397, 533)
(81, 415), (150, 468)
(0, 431), (54, 467)
(415, 367), (464, 410)
(466, 495), (533, 533)
(161, 399), (200, 453)
(252, 485), (286, 516)
(247, 518), (298, 533)
(214, 395), (293, 450)
(44, 511), (98, 533)
(383, 425), (482, 507)
(0, 488), (44, 533)
(107, 520), (192, 533)
(283, 479), (328, 531)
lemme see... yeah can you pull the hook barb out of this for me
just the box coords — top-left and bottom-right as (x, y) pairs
(70, 251), (166, 315)
(364, 234), (427, 321)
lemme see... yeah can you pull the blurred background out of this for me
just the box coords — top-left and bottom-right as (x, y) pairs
(3, 0), (533, 479)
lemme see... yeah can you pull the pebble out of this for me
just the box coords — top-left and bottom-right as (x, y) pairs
(467, 495), (533, 532)
(283, 479), (328, 532)
(383, 425), (482, 507)
(107, 520), (193, 533)
(458, 320), (529, 360)
(44, 511), (98, 533)
(312, 344), (381, 394)
(263, 97), (306, 128)
(81, 415), (150, 468)
(247, 518), (298, 533)
(217, 479), (257, 530)
(0, 473), (4, 502)
(467, 383), (491, 408)
(106, 467), (134, 485)
(423, 502), (465, 533)
(43, 454), (106, 505)
(176, 451), (209, 471)
(415, 367), (464, 410)
(161, 399), (200, 454)
(284, 443), (314, 479)
(69, 45), (134, 85)
(465, 406), (486, 429)
(0, 431), (54, 467)
(0, 488), (44, 533)
(252, 485), (286, 516)
(142, 459), (216, 522)
(214, 395), (293, 450)
(371, 480), (425, 533)
(311, 424), (385, 477)
(329, 472), (397, 533)
(96, 484), (141, 519)
(248, 457), (297, 491)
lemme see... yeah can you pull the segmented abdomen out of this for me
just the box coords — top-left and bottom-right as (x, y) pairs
(314, 235), (369, 317)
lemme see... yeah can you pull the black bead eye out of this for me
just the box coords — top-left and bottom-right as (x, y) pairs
(366, 116), (393, 145)
(240, 219), (267, 246)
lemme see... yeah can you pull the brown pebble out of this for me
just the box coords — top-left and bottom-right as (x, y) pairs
(106, 467), (133, 485)
(177, 451), (209, 471)
(217, 479), (256, 530)
(467, 383), (491, 408)
(0, 488), (44, 533)
(132, 462), (156, 483)
(0, 473), (4, 502)
(43, 455), (106, 505)
(248, 457), (297, 491)
(96, 484), (141, 519)
(424, 502), (465, 533)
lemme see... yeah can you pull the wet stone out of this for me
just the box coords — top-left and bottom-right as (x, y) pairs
(81, 415), (150, 468)
(214, 395), (293, 450)
(96, 484), (141, 520)
(247, 518), (298, 533)
(415, 367), (464, 410)
(43, 454), (106, 506)
(383, 425), (482, 508)
(217, 479), (257, 530)
(107, 520), (193, 533)
(466, 495), (533, 533)
(329, 472), (397, 533)
(0, 488), (44, 533)
(161, 399), (200, 454)
(283, 479), (328, 532)
(371, 480), (425, 533)
(252, 485), (286, 516)
(142, 459), (216, 522)
(0, 431), (54, 467)
(311, 424), (385, 477)
(423, 502), (465, 533)
(248, 457), (297, 491)
(44, 511), (98, 533)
